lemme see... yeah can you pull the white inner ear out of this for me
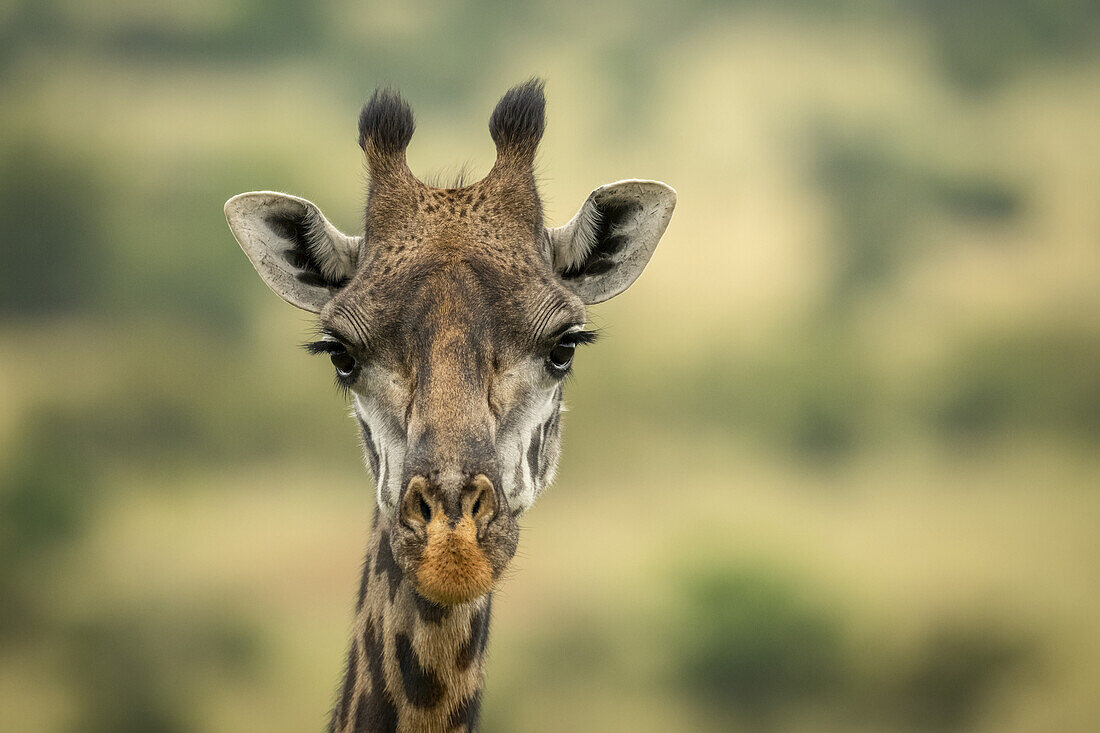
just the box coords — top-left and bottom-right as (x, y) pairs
(551, 195), (603, 272)
(224, 191), (362, 313)
(547, 179), (676, 305)
(301, 207), (361, 283)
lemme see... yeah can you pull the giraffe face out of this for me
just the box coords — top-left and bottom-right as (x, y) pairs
(323, 241), (583, 604)
(225, 80), (675, 605)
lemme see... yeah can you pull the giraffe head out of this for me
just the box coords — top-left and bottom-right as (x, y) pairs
(225, 80), (674, 606)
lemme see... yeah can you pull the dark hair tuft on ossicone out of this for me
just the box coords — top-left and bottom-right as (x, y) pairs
(358, 87), (415, 154)
(489, 78), (546, 155)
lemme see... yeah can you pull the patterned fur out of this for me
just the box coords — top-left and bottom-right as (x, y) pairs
(224, 79), (675, 732)
(330, 518), (490, 733)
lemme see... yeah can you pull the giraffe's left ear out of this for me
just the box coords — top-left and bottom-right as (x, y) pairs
(548, 179), (676, 304)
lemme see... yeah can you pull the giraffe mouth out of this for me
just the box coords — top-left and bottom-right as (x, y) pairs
(414, 514), (495, 605)
(393, 474), (518, 605)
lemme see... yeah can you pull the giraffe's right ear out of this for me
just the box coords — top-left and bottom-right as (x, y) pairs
(224, 192), (362, 313)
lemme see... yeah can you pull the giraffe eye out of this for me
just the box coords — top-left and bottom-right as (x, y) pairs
(329, 344), (356, 377)
(304, 336), (361, 386)
(547, 338), (576, 373)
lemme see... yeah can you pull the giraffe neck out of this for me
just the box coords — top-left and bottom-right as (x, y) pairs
(330, 512), (492, 733)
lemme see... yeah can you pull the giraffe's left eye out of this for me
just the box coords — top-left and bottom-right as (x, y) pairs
(547, 338), (576, 373)
(544, 328), (597, 377)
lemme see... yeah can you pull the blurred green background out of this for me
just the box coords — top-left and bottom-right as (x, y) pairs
(2, 1), (1099, 731)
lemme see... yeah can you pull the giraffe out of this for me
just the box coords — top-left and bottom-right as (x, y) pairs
(224, 80), (675, 732)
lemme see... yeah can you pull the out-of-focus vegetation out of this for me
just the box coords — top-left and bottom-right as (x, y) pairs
(2, 1), (1099, 731)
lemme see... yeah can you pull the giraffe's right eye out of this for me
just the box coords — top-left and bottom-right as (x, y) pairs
(304, 338), (359, 380)
(329, 345), (356, 377)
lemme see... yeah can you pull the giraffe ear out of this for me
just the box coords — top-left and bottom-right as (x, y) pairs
(224, 192), (362, 313)
(548, 179), (676, 304)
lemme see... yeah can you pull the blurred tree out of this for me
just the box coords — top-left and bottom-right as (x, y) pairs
(932, 329), (1100, 442)
(674, 568), (843, 728)
(913, 0), (1100, 90)
(894, 621), (1032, 731)
(0, 146), (108, 316)
(810, 129), (1022, 308)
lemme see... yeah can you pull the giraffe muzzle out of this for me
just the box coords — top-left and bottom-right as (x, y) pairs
(397, 474), (514, 605)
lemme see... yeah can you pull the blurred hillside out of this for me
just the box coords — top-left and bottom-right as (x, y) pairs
(1, 1), (1099, 731)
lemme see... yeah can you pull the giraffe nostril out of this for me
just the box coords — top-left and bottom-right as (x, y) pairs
(401, 476), (435, 528)
(466, 475), (496, 525)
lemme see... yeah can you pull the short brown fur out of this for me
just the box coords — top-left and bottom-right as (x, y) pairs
(327, 81), (562, 732)
(226, 79), (674, 733)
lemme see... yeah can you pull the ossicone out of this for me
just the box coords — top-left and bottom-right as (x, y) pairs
(488, 78), (546, 164)
(358, 87), (416, 174)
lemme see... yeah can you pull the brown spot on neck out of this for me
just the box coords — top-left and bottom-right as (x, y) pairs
(330, 512), (493, 733)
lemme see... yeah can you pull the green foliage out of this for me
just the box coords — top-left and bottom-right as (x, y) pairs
(0, 146), (109, 316)
(66, 612), (261, 733)
(892, 622), (1031, 731)
(811, 129), (1023, 305)
(912, 0), (1100, 90)
(0, 424), (91, 565)
(680, 337), (867, 462)
(673, 568), (844, 723)
(669, 566), (1036, 732)
(931, 329), (1100, 441)
(0, 411), (98, 636)
(68, 618), (191, 733)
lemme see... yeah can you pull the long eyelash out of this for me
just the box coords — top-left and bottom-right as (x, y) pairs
(567, 329), (599, 346)
(303, 340), (356, 399)
(303, 340), (345, 355)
